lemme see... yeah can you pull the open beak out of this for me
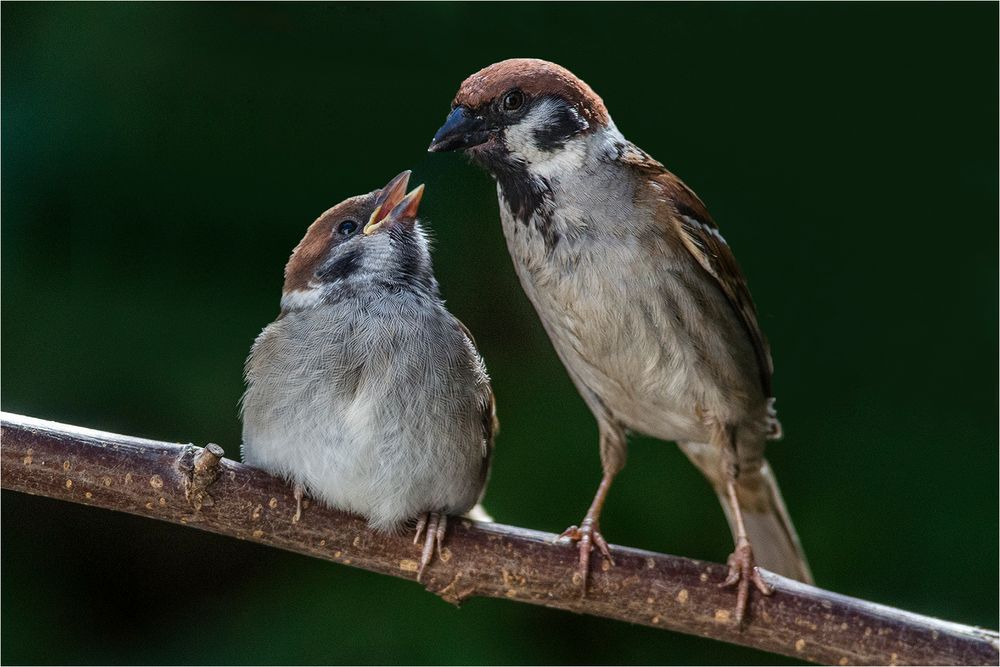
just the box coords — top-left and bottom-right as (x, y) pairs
(364, 171), (425, 235)
(427, 106), (489, 152)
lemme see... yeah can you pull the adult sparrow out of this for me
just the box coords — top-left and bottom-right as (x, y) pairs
(429, 59), (810, 621)
(241, 171), (497, 579)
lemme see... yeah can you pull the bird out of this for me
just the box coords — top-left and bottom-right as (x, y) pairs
(240, 170), (497, 579)
(428, 58), (811, 622)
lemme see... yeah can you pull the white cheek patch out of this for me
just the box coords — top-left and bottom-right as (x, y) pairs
(506, 100), (559, 158)
(528, 138), (587, 180)
(505, 98), (568, 163)
(281, 286), (326, 311)
(505, 99), (601, 180)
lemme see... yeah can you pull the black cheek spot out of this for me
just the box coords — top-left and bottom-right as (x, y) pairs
(317, 247), (362, 282)
(532, 101), (587, 151)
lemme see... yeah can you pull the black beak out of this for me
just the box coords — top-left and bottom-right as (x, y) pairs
(427, 107), (489, 152)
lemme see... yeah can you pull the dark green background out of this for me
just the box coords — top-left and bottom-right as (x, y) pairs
(3, 3), (997, 664)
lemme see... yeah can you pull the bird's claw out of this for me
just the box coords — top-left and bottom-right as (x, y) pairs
(291, 482), (306, 524)
(719, 539), (773, 625)
(559, 519), (614, 596)
(414, 512), (448, 582)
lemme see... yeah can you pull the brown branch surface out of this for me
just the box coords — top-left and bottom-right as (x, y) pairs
(2, 411), (996, 665)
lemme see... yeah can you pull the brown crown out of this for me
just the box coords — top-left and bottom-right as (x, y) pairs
(453, 58), (609, 127)
(282, 193), (373, 294)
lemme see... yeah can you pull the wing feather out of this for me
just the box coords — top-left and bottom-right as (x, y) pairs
(620, 143), (774, 397)
(454, 318), (498, 484)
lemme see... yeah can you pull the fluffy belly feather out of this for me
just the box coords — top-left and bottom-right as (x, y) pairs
(241, 308), (487, 532)
(502, 208), (761, 443)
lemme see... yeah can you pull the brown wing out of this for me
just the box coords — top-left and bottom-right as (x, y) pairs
(619, 143), (774, 397)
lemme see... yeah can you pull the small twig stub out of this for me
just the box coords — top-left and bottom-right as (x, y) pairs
(184, 442), (225, 510)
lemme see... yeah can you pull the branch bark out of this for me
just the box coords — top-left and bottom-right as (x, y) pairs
(1, 412), (995, 666)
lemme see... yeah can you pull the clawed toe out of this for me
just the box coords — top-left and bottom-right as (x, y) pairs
(291, 482), (306, 524)
(414, 512), (448, 582)
(560, 520), (614, 597)
(719, 539), (773, 624)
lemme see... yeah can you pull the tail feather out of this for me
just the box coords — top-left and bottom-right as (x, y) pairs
(463, 502), (494, 523)
(679, 442), (813, 584)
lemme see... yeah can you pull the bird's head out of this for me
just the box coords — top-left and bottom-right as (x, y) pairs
(281, 171), (434, 313)
(428, 59), (610, 172)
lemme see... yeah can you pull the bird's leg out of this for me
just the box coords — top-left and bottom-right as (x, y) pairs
(291, 482), (306, 524)
(718, 432), (773, 625)
(559, 422), (625, 596)
(413, 512), (448, 582)
(559, 471), (617, 595)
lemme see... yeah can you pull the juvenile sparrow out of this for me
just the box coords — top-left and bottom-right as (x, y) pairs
(241, 171), (497, 578)
(430, 59), (811, 621)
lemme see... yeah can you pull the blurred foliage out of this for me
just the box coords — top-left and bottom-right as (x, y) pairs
(2, 3), (997, 665)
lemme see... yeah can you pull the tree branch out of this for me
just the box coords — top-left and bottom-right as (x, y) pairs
(1, 412), (995, 666)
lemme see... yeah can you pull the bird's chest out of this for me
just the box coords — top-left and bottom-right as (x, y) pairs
(498, 200), (708, 438)
(244, 309), (430, 465)
(241, 304), (484, 525)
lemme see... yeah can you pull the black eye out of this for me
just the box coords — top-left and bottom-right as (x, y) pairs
(337, 219), (358, 236)
(502, 89), (525, 112)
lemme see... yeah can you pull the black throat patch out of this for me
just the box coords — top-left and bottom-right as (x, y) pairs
(489, 154), (551, 223)
(490, 156), (561, 250)
(388, 226), (438, 294)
